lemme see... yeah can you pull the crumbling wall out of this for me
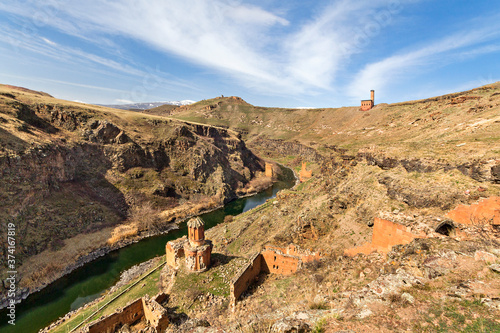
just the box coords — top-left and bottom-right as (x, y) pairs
(87, 298), (144, 333)
(230, 245), (321, 305)
(299, 162), (312, 182)
(360, 100), (374, 111)
(446, 196), (500, 225)
(265, 162), (274, 178)
(259, 244), (321, 274)
(86, 294), (170, 333)
(230, 253), (262, 305)
(345, 218), (423, 256)
(166, 239), (185, 268)
(142, 297), (169, 332)
(261, 249), (300, 275)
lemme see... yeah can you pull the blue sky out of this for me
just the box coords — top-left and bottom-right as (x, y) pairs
(0, 0), (499, 108)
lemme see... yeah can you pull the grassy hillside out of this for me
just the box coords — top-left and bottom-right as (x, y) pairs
(169, 83), (500, 163)
(0, 84), (267, 295)
(6, 81), (499, 332)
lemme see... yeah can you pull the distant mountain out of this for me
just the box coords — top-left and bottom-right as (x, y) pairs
(100, 100), (195, 110)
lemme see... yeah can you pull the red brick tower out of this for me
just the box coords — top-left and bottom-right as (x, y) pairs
(360, 90), (375, 111)
(188, 217), (205, 247)
(185, 217), (212, 272)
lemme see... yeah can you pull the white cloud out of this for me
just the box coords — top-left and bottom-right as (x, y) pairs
(41, 37), (57, 46)
(0, 0), (410, 96)
(346, 25), (500, 101)
(3, 0), (498, 105)
(115, 99), (134, 104)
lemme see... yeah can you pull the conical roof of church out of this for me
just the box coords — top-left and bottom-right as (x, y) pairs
(187, 217), (204, 229)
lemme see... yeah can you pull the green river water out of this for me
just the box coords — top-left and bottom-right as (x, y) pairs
(0, 167), (295, 332)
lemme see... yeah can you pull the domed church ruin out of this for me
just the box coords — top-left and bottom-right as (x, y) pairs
(166, 217), (213, 272)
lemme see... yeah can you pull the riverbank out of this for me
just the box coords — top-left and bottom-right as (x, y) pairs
(0, 163), (296, 333)
(0, 170), (285, 311)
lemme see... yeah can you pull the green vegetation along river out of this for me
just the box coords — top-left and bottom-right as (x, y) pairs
(0, 166), (296, 333)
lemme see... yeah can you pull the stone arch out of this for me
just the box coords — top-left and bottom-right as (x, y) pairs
(435, 221), (455, 236)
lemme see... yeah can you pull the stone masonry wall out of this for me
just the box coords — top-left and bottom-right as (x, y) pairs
(86, 295), (169, 333)
(142, 297), (169, 332)
(230, 244), (321, 305)
(261, 249), (299, 275)
(87, 298), (144, 333)
(265, 162), (274, 178)
(166, 239), (185, 268)
(230, 253), (262, 306)
(299, 162), (312, 182)
(345, 218), (423, 256)
(360, 100), (374, 111)
(446, 196), (500, 225)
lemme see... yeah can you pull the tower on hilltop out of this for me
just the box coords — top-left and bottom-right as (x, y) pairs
(360, 90), (375, 111)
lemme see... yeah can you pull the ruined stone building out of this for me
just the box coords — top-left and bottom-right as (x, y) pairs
(299, 162), (312, 182)
(360, 90), (375, 111)
(265, 162), (274, 178)
(230, 244), (321, 305)
(166, 217), (213, 272)
(85, 294), (169, 333)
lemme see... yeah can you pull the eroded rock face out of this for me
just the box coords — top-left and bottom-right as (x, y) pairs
(89, 121), (129, 144)
(359, 151), (500, 183)
(271, 318), (310, 333)
(0, 101), (265, 288)
(491, 165), (500, 184)
(348, 269), (423, 307)
(377, 175), (466, 210)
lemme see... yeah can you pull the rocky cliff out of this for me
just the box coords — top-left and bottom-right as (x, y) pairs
(0, 85), (265, 296)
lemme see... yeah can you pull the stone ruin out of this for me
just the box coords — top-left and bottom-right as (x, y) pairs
(299, 162), (312, 182)
(265, 162), (274, 178)
(85, 293), (169, 333)
(345, 196), (500, 257)
(230, 244), (321, 306)
(360, 90), (375, 111)
(446, 196), (500, 225)
(166, 217), (213, 272)
(344, 218), (425, 257)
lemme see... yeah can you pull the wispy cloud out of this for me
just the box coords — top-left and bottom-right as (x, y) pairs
(346, 23), (500, 101)
(0, 0), (411, 96)
(2, 73), (128, 93)
(41, 37), (57, 46)
(1, 0), (499, 105)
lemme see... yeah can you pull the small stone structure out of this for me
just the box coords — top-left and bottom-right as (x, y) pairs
(166, 217), (213, 272)
(446, 196), (500, 225)
(344, 218), (424, 256)
(299, 162), (312, 182)
(230, 244), (321, 305)
(85, 294), (169, 333)
(265, 162), (274, 178)
(360, 90), (375, 111)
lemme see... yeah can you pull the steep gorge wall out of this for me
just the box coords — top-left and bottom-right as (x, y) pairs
(249, 137), (324, 163)
(0, 101), (265, 293)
